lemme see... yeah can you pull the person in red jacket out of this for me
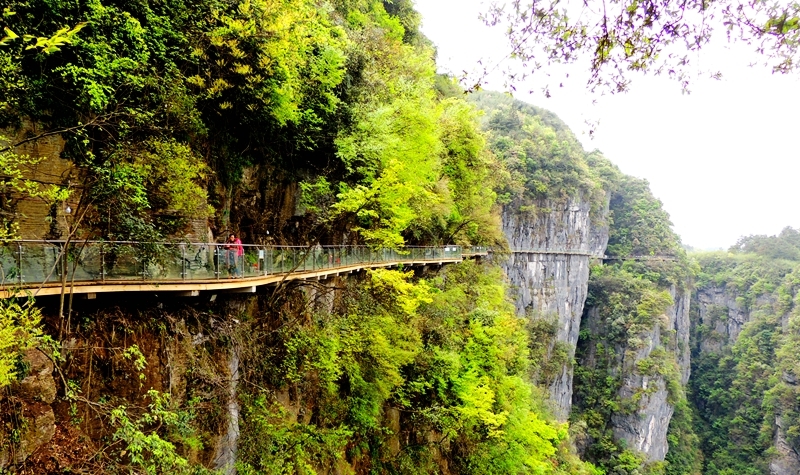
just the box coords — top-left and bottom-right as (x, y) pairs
(224, 233), (244, 278)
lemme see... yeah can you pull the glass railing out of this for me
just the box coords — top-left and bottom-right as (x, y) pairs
(464, 246), (488, 255)
(404, 246), (464, 261)
(0, 241), (470, 287)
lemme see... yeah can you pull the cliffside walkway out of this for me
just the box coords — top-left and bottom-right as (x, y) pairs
(508, 248), (677, 261)
(508, 248), (601, 257)
(0, 241), (488, 299)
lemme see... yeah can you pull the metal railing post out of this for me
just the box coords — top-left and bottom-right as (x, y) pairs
(16, 242), (22, 285)
(215, 245), (220, 280)
(100, 244), (106, 282)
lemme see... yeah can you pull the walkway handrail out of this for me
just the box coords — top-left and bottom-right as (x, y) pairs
(507, 248), (676, 261)
(0, 241), (480, 290)
(508, 248), (600, 257)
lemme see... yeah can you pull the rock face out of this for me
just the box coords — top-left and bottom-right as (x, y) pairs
(672, 290), (693, 387)
(0, 348), (57, 468)
(502, 191), (694, 462)
(608, 287), (692, 462)
(693, 285), (753, 353)
(576, 286), (691, 462)
(772, 416), (800, 475)
(2, 124), (75, 240)
(502, 196), (608, 420)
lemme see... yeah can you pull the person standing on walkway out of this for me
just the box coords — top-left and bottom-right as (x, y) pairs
(224, 233), (243, 277)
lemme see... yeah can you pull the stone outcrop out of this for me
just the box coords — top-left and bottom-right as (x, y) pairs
(212, 344), (241, 475)
(772, 416), (800, 475)
(3, 123), (212, 242)
(692, 285), (754, 353)
(608, 287), (692, 462)
(0, 348), (57, 468)
(502, 195), (608, 420)
(501, 188), (695, 463)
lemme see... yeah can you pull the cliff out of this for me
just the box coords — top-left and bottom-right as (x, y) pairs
(558, 166), (696, 471)
(2, 258), (603, 474)
(692, 284), (759, 353)
(610, 286), (691, 461)
(0, 0), (712, 470)
(478, 89), (695, 470)
(502, 195), (608, 420)
(574, 276), (692, 462)
(690, 251), (800, 475)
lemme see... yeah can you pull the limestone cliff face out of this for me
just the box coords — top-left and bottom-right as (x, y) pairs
(502, 195), (608, 420)
(607, 287), (692, 462)
(772, 415), (800, 475)
(693, 285), (755, 353)
(500, 179), (694, 463)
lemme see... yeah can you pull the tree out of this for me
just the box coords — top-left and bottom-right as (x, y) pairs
(482, 0), (800, 93)
(729, 227), (800, 260)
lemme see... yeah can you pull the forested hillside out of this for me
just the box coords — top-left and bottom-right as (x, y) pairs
(465, 93), (800, 475)
(467, 90), (607, 215)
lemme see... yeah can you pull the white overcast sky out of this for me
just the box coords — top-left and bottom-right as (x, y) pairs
(415, 0), (800, 250)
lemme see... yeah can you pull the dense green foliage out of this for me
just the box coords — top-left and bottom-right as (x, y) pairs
(0, 2), (554, 472)
(0, 0), (508, 247)
(0, 1), (609, 472)
(468, 88), (705, 475)
(663, 400), (703, 475)
(605, 176), (680, 260)
(573, 264), (678, 475)
(110, 388), (212, 475)
(237, 262), (600, 474)
(729, 227), (800, 261)
(0, 297), (42, 387)
(11, 1), (794, 473)
(466, 87), (709, 475)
